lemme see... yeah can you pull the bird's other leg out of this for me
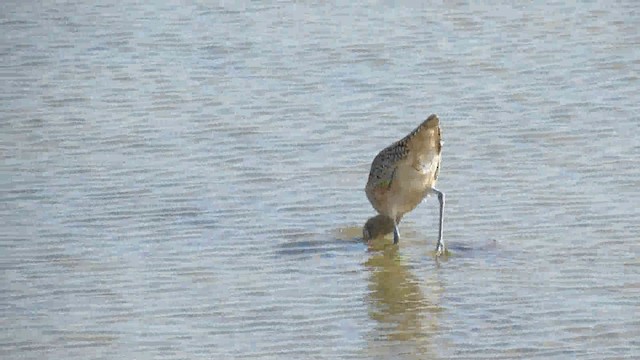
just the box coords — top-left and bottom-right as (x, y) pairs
(393, 222), (400, 244)
(430, 188), (445, 256)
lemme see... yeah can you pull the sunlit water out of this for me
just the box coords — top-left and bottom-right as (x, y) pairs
(2, 1), (639, 359)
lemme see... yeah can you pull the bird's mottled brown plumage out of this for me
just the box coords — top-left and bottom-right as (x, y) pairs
(364, 114), (446, 255)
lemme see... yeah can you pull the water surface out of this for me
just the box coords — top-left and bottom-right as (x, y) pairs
(2, 1), (639, 359)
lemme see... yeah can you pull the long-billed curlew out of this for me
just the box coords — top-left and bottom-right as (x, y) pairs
(364, 114), (445, 255)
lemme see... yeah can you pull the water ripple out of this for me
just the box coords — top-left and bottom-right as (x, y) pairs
(2, 1), (639, 359)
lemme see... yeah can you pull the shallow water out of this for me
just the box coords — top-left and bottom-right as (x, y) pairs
(2, 1), (639, 359)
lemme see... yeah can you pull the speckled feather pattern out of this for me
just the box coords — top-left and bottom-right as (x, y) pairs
(366, 140), (409, 189)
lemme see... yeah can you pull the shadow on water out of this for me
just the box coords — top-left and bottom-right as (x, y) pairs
(363, 241), (444, 358)
(273, 226), (366, 259)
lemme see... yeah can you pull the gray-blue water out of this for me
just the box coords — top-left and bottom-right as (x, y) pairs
(2, 1), (639, 359)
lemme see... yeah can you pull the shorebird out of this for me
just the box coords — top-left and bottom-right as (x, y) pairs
(364, 114), (445, 255)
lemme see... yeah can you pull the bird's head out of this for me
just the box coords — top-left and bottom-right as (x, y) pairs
(362, 214), (396, 241)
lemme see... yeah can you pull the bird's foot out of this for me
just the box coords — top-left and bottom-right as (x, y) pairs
(435, 242), (445, 257)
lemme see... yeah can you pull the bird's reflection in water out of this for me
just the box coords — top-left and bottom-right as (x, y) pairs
(363, 216), (444, 358)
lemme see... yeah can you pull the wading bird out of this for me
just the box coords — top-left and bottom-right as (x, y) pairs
(364, 114), (445, 255)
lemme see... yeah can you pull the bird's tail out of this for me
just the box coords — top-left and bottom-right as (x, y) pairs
(405, 114), (441, 155)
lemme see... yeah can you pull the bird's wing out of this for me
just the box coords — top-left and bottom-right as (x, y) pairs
(366, 114), (442, 190)
(366, 142), (407, 190)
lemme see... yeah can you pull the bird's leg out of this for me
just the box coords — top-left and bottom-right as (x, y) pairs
(393, 222), (400, 244)
(430, 188), (445, 256)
